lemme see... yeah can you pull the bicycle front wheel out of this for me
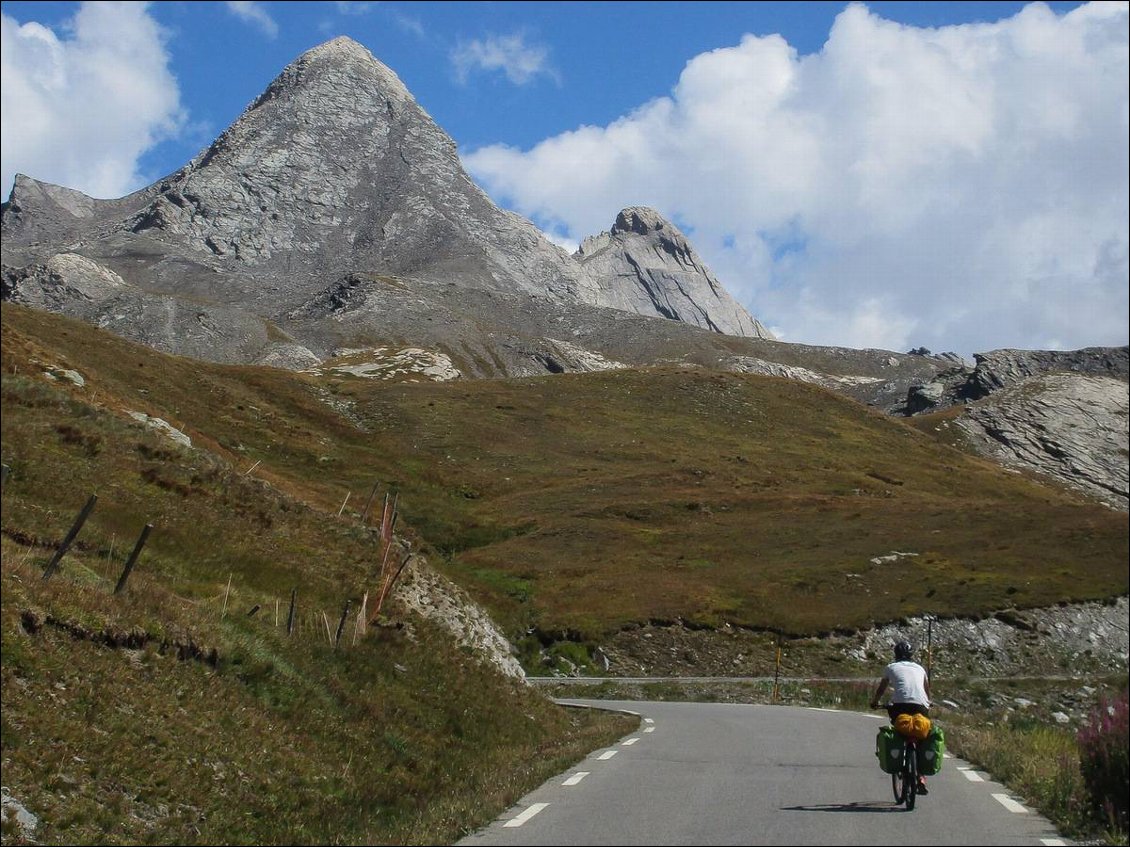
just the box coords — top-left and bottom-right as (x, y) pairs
(905, 743), (918, 811)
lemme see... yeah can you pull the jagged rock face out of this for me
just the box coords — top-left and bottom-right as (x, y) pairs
(0, 36), (791, 387)
(119, 38), (597, 303)
(899, 345), (1129, 511)
(577, 207), (774, 339)
(0, 36), (945, 403)
(963, 347), (1130, 400)
(955, 373), (1129, 511)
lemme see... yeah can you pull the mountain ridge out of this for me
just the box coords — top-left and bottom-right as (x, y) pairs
(1, 36), (772, 374)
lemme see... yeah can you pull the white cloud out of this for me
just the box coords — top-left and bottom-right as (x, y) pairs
(541, 229), (579, 254)
(226, 1), (278, 39)
(464, 2), (1129, 356)
(335, 1), (375, 15)
(451, 33), (557, 86)
(389, 11), (425, 39)
(1, 2), (185, 200)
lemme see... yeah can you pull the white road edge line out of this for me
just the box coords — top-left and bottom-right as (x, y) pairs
(504, 803), (549, 827)
(958, 768), (985, 782)
(992, 793), (1029, 814)
(622, 738), (639, 746)
(643, 726), (655, 733)
(563, 772), (589, 786)
(1039, 838), (1067, 845)
(811, 707), (840, 712)
(597, 750), (617, 760)
(644, 717), (654, 723)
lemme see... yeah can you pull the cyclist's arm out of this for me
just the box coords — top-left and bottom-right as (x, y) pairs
(870, 677), (888, 708)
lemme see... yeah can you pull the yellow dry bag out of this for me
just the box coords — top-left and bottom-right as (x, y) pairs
(893, 712), (932, 740)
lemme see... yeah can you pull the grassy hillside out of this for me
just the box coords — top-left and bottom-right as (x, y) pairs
(3, 302), (1126, 643)
(2, 301), (1126, 841)
(0, 304), (635, 845)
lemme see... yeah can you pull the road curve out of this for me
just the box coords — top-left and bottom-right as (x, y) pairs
(457, 700), (1068, 847)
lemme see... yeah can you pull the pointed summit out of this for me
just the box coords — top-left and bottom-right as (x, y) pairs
(3, 37), (777, 374)
(266, 36), (413, 106)
(577, 207), (774, 339)
(116, 36), (594, 301)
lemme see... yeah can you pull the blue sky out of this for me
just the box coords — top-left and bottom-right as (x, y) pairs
(2, 1), (1127, 357)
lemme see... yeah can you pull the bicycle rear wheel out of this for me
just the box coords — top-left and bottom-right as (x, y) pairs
(905, 743), (918, 811)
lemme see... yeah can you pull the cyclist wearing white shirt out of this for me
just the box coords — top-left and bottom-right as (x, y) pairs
(870, 640), (932, 794)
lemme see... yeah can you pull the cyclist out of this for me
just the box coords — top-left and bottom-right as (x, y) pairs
(870, 639), (932, 795)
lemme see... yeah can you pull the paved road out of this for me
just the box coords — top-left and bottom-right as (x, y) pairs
(458, 700), (1069, 846)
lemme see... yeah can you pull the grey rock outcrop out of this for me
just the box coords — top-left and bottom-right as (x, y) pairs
(577, 207), (774, 339)
(900, 346), (1129, 511)
(955, 373), (1129, 511)
(905, 381), (947, 413)
(963, 347), (1129, 401)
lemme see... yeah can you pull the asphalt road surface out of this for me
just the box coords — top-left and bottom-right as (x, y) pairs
(457, 700), (1069, 846)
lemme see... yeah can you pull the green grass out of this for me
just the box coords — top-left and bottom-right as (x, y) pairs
(1, 304), (637, 844)
(3, 301), (1125, 648)
(944, 681), (1129, 846)
(1, 301), (1126, 842)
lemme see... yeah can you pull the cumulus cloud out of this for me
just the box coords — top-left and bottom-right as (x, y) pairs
(1, 1), (185, 200)
(464, 2), (1129, 356)
(451, 32), (558, 86)
(226, 1), (278, 39)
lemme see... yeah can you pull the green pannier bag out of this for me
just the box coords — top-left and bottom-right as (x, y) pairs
(917, 725), (945, 776)
(875, 725), (904, 774)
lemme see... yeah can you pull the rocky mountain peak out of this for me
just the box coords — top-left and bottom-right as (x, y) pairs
(578, 207), (775, 339)
(2, 35), (779, 373)
(611, 206), (672, 238)
(111, 33), (510, 278)
(254, 35), (413, 110)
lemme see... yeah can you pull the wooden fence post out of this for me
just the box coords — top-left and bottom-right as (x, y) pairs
(221, 573), (233, 618)
(335, 600), (351, 647)
(772, 632), (782, 702)
(113, 523), (153, 595)
(42, 494), (98, 580)
(360, 482), (381, 525)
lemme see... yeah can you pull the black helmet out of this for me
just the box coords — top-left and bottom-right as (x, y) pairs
(894, 640), (914, 661)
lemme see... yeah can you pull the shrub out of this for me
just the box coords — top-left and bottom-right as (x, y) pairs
(1077, 689), (1129, 834)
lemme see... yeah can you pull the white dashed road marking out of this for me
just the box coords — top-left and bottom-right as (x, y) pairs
(597, 750), (617, 761)
(504, 803), (549, 827)
(622, 737), (639, 746)
(992, 794), (1029, 814)
(562, 772), (589, 786)
(644, 726), (655, 733)
(958, 767), (985, 782)
(1039, 839), (1067, 845)
(644, 718), (654, 723)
